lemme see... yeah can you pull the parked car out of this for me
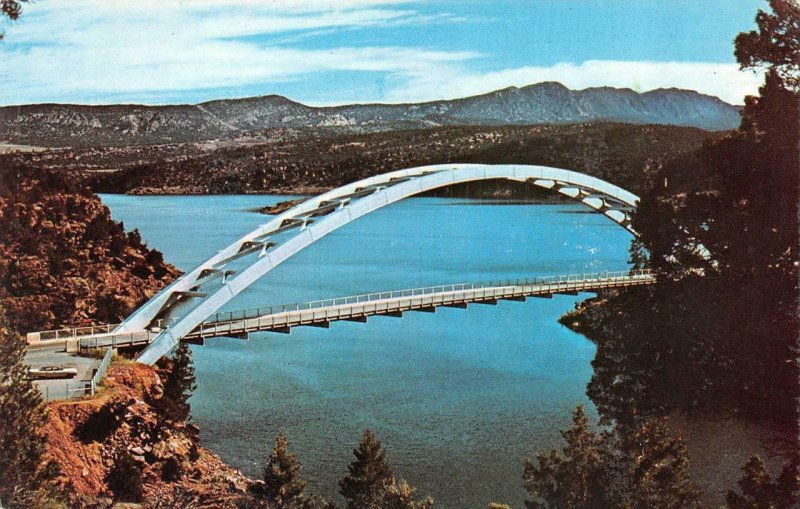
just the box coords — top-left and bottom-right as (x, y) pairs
(28, 366), (78, 379)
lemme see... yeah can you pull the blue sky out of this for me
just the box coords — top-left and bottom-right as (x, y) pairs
(0, 1), (766, 106)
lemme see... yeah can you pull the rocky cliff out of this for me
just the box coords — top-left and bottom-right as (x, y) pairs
(45, 361), (250, 508)
(0, 82), (740, 147)
(0, 162), (181, 333)
(0, 164), (255, 508)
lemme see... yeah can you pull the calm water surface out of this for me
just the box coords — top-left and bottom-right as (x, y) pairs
(101, 194), (632, 508)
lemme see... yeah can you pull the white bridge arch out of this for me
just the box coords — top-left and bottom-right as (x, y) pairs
(130, 164), (639, 364)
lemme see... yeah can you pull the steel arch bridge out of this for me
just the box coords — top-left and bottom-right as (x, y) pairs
(129, 163), (640, 365)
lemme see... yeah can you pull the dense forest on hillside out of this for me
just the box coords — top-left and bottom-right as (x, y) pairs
(561, 1), (800, 434)
(91, 123), (718, 196)
(5, 123), (718, 197)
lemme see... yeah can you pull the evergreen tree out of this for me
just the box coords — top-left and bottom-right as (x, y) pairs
(159, 341), (197, 423)
(0, 0), (26, 39)
(523, 407), (702, 509)
(735, 0), (800, 92)
(617, 419), (702, 509)
(380, 479), (433, 509)
(0, 314), (55, 508)
(339, 430), (394, 509)
(338, 430), (433, 509)
(522, 406), (605, 509)
(580, 0), (800, 431)
(262, 432), (307, 509)
(726, 455), (799, 509)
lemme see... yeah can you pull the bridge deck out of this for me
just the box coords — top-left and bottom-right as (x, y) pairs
(52, 270), (653, 351)
(189, 271), (654, 342)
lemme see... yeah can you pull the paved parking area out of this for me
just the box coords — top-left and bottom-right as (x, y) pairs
(24, 348), (101, 401)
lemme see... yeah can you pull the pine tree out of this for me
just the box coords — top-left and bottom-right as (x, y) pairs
(522, 405), (605, 509)
(727, 455), (800, 508)
(0, 314), (54, 508)
(262, 432), (307, 509)
(159, 341), (197, 423)
(339, 430), (394, 509)
(0, 1), (27, 40)
(618, 418), (702, 509)
(523, 408), (702, 509)
(381, 479), (433, 509)
(734, 0), (800, 92)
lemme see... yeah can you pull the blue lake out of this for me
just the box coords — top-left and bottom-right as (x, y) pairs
(101, 194), (633, 508)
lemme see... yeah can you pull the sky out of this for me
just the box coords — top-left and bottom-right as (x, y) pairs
(0, 0), (768, 107)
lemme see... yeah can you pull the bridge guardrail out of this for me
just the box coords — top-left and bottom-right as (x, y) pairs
(78, 330), (156, 350)
(24, 269), (654, 350)
(28, 323), (121, 343)
(206, 269), (653, 324)
(90, 347), (113, 395)
(193, 270), (654, 338)
(40, 381), (93, 402)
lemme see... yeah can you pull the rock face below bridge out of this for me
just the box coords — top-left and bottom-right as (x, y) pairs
(44, 362), (250, 508)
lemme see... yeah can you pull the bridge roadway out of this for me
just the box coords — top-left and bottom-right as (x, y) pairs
(59, 270), (654, 351)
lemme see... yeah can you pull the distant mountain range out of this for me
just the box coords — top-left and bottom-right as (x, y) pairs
(0, 82), (741, 147)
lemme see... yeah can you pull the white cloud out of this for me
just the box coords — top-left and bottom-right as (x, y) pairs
(1, 0), (474, 104)
(0, 1), (761, 106)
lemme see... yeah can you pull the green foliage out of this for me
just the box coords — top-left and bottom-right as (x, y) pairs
(617, 419), (703, 509)
(378, 479), (433, 509)
(261, 432), (307, 509)
(339, 430), (432, 509)
(572, 0), (800, 430)
(158, 342), (197, 423)
(0, 313), (57, 508)
(239, 433), (338, 509)
(94, 123), (713, 197)
(726, 455), (799, 508)
(522, 406), (608, 509)
(523, 406), (702, 509)
(340, 430), (394, 509)
(638, 0), (799, 285)
(735, 0), (800, 92)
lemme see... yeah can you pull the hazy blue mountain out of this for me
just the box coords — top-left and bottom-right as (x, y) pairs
(0, 82), (740, 147)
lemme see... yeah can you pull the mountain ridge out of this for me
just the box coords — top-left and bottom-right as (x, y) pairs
(0, 82), (741, 147)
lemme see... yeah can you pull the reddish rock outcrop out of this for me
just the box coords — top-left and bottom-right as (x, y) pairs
(0, 164), (181, 333)
(45, 362), (250, 508)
